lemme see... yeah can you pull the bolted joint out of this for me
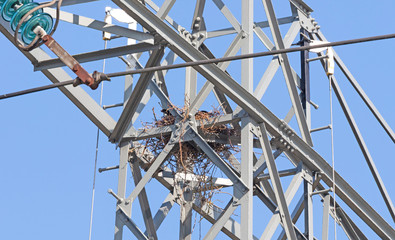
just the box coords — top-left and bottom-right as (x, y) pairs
(241, 31), (248, 39)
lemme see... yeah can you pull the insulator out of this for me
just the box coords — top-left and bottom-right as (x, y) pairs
(0, 0), (53, 44)
(1, 0), (31, 21)
(22, 13), (52, 43)
(11, 2), (41, 32)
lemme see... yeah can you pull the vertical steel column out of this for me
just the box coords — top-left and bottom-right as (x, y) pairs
(304, 177), (314, 240)
(179, 185), (193, 240)
(185, 67), (197, 104)
(301, 29), (313, 239)
(114, 141), (130, 240)
(240, 0), (254, 239)
(300, 28), (311, 128)
(124, 20), (138, 103)
(322, 194), (331, 240)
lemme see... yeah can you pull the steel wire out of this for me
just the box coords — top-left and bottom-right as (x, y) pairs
(1, 32), (395, 100)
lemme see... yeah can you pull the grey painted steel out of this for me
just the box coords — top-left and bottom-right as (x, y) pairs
(188, 129), (248, 193)
(310, 125), (331, 133)
(252, 20), (302, 98)
(189, 32), (243, 114)
(212, 0), (241, 33)
(316, 31), (395, 143)
(304, 179), (314, 240)
(179, 185), (193, 240)
(134, 141), (255, 240)
(203, 199), (239, 240)
(300, 28), (311, 128)
(234, 20), (300, 114)
(255, 170), (307, 240)
(255, 187), (307, 240)
(1, 0), (394, 239)
(109, 48), (164, 143)
(256, 167), (299, 180)
(118, 209), (150, 240)
(130, 159), (158, 240)
(185, 67), (197, 102)
(103, 33), (395, 78)
(314, 51), (395, 223)
(114, 142), (130, 239)
(258, 123), (297, 240)
(322, 194), (330, 240)
(277, 195), (305, 240)
(259, 180), (278, 205)
(125, 142), (175, 206)
(262, 0), (312, 146)
(103, 3), (395, 233)
(156, 0), (176, 20)
(206, 16), (295, 39)
(240, 0), (254, 239)
(44, 9), (154, 43)
(0, 21), (116, 137)
(34, 43), (160, 71)
(150, 193), (175, 232)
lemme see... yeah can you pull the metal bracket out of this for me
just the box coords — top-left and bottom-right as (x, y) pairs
(108, 188), (131, 204)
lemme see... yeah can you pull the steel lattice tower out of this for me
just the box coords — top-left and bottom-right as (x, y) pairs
(0, 0), (394, 239)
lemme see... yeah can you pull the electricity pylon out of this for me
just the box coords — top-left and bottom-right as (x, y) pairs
(0, 0), (394, 239)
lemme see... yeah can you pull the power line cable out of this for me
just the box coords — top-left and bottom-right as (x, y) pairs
(1, 32), (394, 100)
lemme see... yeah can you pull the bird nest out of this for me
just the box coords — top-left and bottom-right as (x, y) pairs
(140, 106), (240, 208)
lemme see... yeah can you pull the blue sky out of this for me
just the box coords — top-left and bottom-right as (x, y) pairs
(0, 0), (394, 239)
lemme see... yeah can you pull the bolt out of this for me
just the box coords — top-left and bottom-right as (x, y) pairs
(287, 130), (292, 135)
(180, 27), (185, 33)
(290, 148), (295, 153)
(279, 138), (284, 143)
(192, 33), (198, 39)
(194, 23), (200, 29)
(195, 17), (201, 22)
(192, 42), (197, 47)
(287, 145), (291, 150)
(199, 32), (205, 38)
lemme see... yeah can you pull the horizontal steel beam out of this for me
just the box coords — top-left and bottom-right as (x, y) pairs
(44, 8), (154, 44)
(34, 43), (160, 71)
(207, 16), (295, 39)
